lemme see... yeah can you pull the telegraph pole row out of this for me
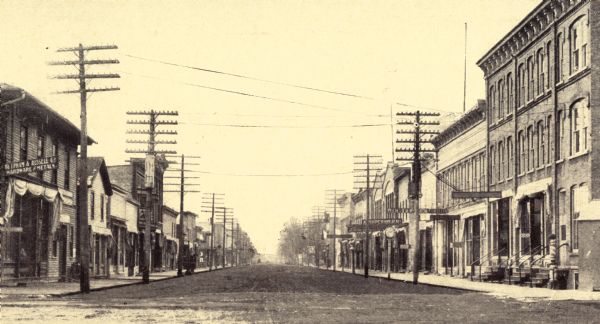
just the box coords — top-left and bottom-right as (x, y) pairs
(311, 206), (325, 268)
(125, 109), (178, 284)
(212, 207), (234, 268)
(49, 44), (120, 293)
(353, 154), (383, 279)
(396, 110), (440, 284)
(201, 193), (224, 271)
(162, 154), (201, 277)
(325, 189), (344, 272)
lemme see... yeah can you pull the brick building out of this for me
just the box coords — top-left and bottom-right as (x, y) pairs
(0, 84), (83, 281)
(432, 101), (488, 278)
(107, 156), (167, 274)
(477, 0), (599, 290)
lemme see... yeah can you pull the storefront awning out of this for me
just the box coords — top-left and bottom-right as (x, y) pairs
(92, 225), (113, 236)
(59, 214), (71, 224)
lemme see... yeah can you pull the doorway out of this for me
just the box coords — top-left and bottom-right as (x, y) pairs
(58, 225), (68, 281)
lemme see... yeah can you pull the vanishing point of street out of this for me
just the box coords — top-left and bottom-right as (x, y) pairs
(2, 264), (600, 323)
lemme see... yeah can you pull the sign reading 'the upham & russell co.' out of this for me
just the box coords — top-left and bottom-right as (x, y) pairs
(3, 156), (58, 175)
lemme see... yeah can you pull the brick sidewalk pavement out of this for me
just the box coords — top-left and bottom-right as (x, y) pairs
(319, 266), (600, 301)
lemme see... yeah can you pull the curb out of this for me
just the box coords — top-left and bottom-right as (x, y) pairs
(53, 266), (233, 297)
(313, 266), (479, 293)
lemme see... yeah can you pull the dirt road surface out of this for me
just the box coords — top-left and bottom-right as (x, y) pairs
(2, 264), (600, 323)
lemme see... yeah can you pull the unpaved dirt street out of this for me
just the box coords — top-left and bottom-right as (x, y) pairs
(3, 264), (600, 323)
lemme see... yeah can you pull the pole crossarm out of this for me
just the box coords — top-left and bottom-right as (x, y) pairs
(48, 59), (119, 65)
(56, 44), (118, 52)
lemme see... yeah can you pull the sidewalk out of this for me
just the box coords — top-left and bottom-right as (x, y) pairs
(0, 266), (222, 299)
(322, 266), (600, 301)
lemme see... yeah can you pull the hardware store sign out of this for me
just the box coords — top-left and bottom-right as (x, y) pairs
(3, 156), (57, 175)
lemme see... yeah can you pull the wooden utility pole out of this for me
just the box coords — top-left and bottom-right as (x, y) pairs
(201, 193), (224, 271)
(354, 155), (382, 279)
(49, 44), (119, 293)
(326, 189), (343, 272)
(162, 154), (201, 277)
(396, 110), (440, 284)
(126, 110), (178, 283)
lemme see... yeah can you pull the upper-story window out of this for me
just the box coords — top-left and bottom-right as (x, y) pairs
(498, 79), (505, 119)
(571, 16), (589, 73)
(100, 194), (105, 221)
(64, 148), (70, 190)
(546, 116), (552, 163)
(527, 56), (535, 101)
(571, 99), (589, 155)
(489, 85), (496, 123)
(536, 49), (545, 95)
(517, 130), (525, 174)
(19, 126), (28, 161)
(546, 41), (552, 88)
(490, 145), (496, 184)
(90, 190), (95, 220)
(507, 73), (513, 114)
(507, 136), (513, 178)
(537, 121), (545, 167)
(498, 141), (505, 181)
(557, 33), (564, 82)
(51, 139), (58, 185)
(527, 126), (534, 171)
(518, 64), (526, 107)
(37, 131), (45, 179)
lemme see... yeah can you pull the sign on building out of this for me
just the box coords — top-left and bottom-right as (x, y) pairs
(144, 155), (155, 189)
(3, 156), (57, 175)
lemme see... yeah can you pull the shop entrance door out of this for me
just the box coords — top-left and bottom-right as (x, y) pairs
(58, 225), (68, 281)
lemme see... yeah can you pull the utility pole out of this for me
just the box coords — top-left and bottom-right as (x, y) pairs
(201, 193), (224, 271)
(354, 155), (383, 279)
(49, 44), (120, 293)
(162, 154), (201, 277)
(396, 110), (440, 284)
(326, 189), (343, 272)
(236, 222), (240, 266)
(311, 206), (325, 268)
(213, 207), (233, 268)
(125, 110), (178, 284)
(230, 218), (235, 267)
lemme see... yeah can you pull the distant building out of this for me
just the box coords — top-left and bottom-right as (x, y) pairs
(162, 205), (178, 271)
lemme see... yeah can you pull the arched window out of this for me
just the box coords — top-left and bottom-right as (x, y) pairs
(518, 64), (526, 107)
(528, 56), (535, 101)
(527, 125), (534, 171)
(557, 110), (564, 159)
(546, 41), (552, 88)
(571, 99), (589, 154)
(489, 85), (496, 123)
(507, 73), (513, 114)
(498, 141), (505, 181)
(507, 136), (513, 178)
(537, 49), (545, 94)
(518, 130), (526, 174)
(490, 144), (496, 184)
(498, 79), (505, 119)
(570, 16), (589, 73)
(537, 120), (545, 167)
(546, 116), (552, 164)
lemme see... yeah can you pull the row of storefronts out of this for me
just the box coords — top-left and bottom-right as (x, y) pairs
(0, 84), (208, 282)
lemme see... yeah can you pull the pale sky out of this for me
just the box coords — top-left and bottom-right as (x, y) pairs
(0, 0), (540, 254)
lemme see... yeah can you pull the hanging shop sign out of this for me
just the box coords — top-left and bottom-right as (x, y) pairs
(429, 214), (461, 221)
(144, 155), (155, 189)
(384, 226), (396, 239)
(452, 191), (502, 199)
(347, 219), (407, 233)
(387, 207), (448, 214)
(3, 156), (57, 176)
(327, 234), (353, 239)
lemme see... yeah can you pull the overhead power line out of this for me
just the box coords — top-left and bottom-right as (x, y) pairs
(120, 71), (372, 115)
(181, 170), (354, 177)
(180, 122), (389, 128)
(124, 53), (374, 100)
